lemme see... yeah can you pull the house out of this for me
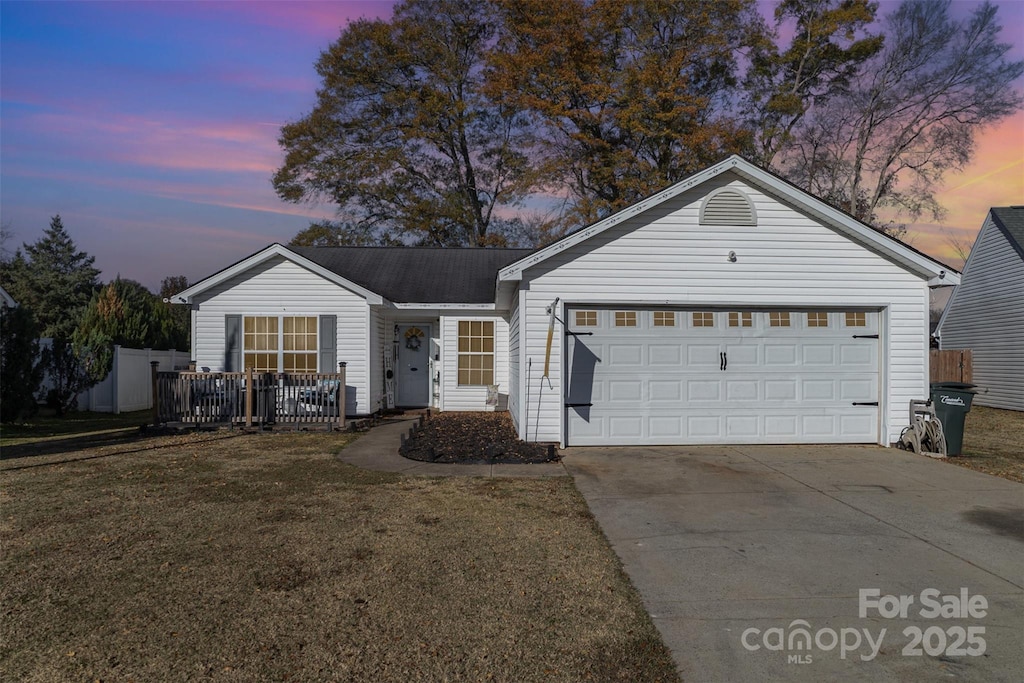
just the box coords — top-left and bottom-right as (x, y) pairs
(173, 156), (958, 446)
(937, 207), (1024, 411)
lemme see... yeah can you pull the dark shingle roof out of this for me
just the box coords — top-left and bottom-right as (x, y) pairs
(290, 247), (533, 303)
(990, 207), (1024, 260)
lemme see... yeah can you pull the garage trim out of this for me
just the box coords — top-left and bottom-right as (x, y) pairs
(560, 301), (888, 447)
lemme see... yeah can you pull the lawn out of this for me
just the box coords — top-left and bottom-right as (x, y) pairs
(0, 408), (152, 448)
(948, 405), (1024, 483)
(0, 431), (678, 682)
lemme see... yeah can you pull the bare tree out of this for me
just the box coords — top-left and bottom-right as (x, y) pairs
(779, 0), (1023, 234)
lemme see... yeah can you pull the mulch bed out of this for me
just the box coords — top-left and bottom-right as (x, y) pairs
(399, 412), (557, 464)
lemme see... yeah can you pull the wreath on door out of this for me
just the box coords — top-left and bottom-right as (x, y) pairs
(404, 327), (425, 351)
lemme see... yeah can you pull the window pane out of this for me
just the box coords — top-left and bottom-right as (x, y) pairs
(653, 311), (675, 327)
(459, 321), (470, 337)
(728, 312), (752, 327)
(575, 310), (597, 327)
(845, 312), (866, 327)
(807, 312), (828, 327)
(769, 312), (791, 327)
(615, 311), (636, 327)
(692, 312), (714, 327)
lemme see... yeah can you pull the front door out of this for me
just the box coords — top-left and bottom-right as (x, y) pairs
(396, 324), (430, 407)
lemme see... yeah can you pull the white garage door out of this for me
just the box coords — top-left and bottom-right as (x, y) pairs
(566, 307), (880, 445)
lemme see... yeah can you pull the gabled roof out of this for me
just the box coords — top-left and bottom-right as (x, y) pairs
(173, 243), (532, 305)
(173, 243), (386, 305)
(935, 207), (1023, 337)
(989, 206), (1024, 260)
(498, 155), (959, 286)
(292, 246), (531, 303)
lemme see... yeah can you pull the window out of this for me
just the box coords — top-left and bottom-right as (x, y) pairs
(614, 311), (637, 327)
(244, 316), (318, 373)
(458, 320), (494, 386)
(807, 312), (829, 328)
(575, 310), (597, 327)
(728, 312), (752, 328)
(692, 312), (715, 328)
(653, 311), (675, 327)
(769, 311), (791, 327)
(283, 316), (318, 371)
(845, 311), (867, 327)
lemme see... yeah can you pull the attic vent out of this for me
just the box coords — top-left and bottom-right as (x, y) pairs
(700, 188), (757, 226)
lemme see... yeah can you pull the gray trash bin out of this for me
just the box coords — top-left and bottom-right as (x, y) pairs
(929, 382), (977, 456)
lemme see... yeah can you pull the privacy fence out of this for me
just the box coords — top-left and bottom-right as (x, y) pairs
(930, 349), (973, 384)
(38, 342), (191, 413)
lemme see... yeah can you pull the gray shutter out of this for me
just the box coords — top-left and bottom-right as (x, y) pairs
(225, 315), (241, 372)
(319, 315), (337, 372)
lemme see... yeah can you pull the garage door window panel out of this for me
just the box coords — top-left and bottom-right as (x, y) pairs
(729, 312), (752, 328)
(575, 310), (598, 327)
(845, 311), (867, 327)
(457, 320), (494, 385)
(615, 311), (637, 327)
(769, 311), (791, 327)
(653, 311), (675, 327)
(692, 312), (715, 328)
(807, 312), (829, 328)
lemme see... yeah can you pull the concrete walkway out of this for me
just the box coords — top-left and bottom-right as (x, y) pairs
(335, 418), (568, 478)
(562, 444), (1024, 683)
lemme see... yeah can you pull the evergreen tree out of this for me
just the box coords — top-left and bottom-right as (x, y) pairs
(0, 215), (100, 339)
(1, 305), (44, 422)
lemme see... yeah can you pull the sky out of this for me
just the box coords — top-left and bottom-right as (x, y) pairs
(1, 1), (1022, 292)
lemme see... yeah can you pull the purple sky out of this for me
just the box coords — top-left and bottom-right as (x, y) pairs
(1, 1), (1022, 291)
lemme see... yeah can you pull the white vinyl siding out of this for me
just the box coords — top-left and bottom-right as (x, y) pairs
(516, 174), (929, 445)
(508, 289), (521, 431)
(440, 314), (509, 412)
(368, 307), (387, 413)
(939, 216), (1024, 410)
(191, 255), (370, 415)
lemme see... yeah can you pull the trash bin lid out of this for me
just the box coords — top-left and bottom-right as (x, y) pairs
(930, 382), (977, 391)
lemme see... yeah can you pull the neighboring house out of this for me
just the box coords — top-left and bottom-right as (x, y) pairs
(937, 206), (1024, 411)
(174, 156), (957, 447)
(0, 284), (16, 309)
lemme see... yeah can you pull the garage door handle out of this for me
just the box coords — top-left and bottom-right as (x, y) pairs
(565, 403), (593, 408)
(852, 334), (879, 339)
(720, 352), (727, 371)
(852, 402), (879, 406)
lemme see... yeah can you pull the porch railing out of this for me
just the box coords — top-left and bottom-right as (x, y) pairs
(151, 364), (347, 429)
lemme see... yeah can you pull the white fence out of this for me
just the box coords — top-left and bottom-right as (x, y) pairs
(39, 341), (191, 413)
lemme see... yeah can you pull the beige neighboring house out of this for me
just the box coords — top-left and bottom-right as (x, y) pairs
(938, 206), (1024, 411)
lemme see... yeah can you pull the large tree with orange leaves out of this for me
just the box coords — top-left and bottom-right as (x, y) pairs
(490, 0), (766, 226)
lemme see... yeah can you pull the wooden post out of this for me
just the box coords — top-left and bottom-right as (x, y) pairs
(245, 366), (253, 429)
(338, 362), (347, 431)
(150, 361), (160, 427)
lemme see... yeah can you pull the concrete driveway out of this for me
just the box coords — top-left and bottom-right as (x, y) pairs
(562, 444), (1023, 682)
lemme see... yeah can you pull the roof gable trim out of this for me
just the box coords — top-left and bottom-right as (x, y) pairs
(172, 244), (385, 305)
(498, 155), (958, 284)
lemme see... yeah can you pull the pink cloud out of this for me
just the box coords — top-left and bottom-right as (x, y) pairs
(905, 113), (1024, 269)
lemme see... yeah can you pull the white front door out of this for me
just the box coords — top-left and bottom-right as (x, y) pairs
(396, 324), (430, 407)
(566, 307), (880, 445)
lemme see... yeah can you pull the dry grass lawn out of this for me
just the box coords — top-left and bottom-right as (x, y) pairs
(947, 405), (1024, 483)
(0, 430), (678, 682)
